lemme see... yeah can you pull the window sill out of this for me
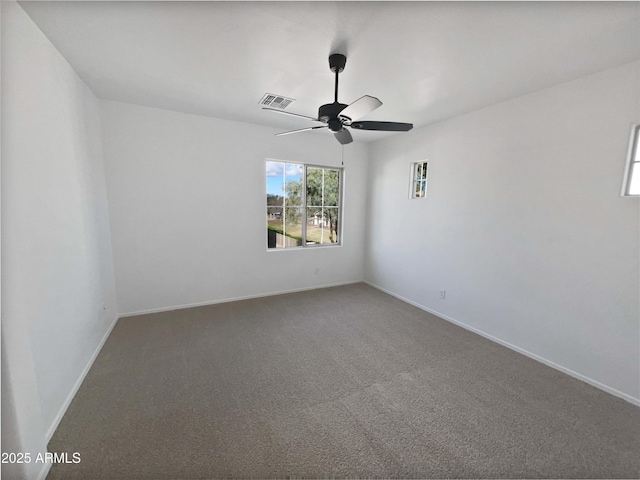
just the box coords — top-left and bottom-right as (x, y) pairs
(266, 244), (343, 252)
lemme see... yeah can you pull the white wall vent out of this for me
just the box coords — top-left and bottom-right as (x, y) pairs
(259, 93), (294, 109)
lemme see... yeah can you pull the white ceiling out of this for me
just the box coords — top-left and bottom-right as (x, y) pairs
(18, 1), (640, 142)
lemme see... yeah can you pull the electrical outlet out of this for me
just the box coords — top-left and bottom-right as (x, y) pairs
(440, 290), (446, 299)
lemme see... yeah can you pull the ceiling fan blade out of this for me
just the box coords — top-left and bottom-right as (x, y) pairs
(275, 125), (328, 136)
(338, 95), (382, 124)
(263, 108), (323, 123)
(350, 121), (413, 132)
(334, 128), (353, 145)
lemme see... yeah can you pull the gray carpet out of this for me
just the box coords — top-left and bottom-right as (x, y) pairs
(47, 283), (639, 479)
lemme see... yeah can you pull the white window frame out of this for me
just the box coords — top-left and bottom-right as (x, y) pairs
(410, 161), (428, 199)
(266, 160), (343, 250)
(622, 124), (640, 196)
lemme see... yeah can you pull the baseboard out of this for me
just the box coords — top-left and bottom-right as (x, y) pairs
(365, 281), (640, 408)
(45, 314), (120, 442)
(119, 280), (362, 318)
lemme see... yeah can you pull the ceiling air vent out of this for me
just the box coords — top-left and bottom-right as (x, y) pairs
(259, 93), (294, 110)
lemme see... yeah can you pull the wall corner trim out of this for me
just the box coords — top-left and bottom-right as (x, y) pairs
(364, 281), (640, 407)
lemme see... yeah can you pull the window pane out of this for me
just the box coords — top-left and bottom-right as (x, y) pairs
(305, 208), (322, 245)
(266, 161), (285, 200)
(306, 207), (339, 245)
(306, 167), (323, 206)
(283, 207), (303, 247)
(267, 193), (284, 207)
(323, 169), (340, 206)
(267, 206), (284, 249)
(322, 207), (339, 244)
(421, 162), (427, 179)
(284, 163), (303, 206)
(267, 207), (302, 248)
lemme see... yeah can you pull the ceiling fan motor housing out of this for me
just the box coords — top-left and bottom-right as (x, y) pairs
(318, 102), (348, 130)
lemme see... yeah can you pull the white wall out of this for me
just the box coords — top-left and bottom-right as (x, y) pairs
(101, 101), (368, 315)
(1, 3), (118, 477)
(364, 61), (640, 403)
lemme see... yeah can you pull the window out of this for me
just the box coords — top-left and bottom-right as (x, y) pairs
(411, 161), (428, 198)
(622, 124), (640, 196)
(266, 160), (342, 249)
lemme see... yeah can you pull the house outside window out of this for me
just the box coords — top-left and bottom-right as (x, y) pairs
(266, 160), (342, 249)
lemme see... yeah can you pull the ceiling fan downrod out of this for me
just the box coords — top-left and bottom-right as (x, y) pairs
(329, 53), (346, 103)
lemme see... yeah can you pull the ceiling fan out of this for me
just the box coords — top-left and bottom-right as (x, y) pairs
(263, 54), (413, 145)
